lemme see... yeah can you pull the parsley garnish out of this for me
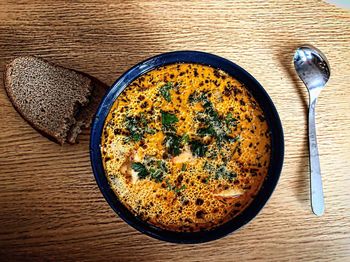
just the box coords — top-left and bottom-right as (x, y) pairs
(159, 82), (173, 102)
(225, 112), (237, 127)
(125, 114), (154, 142)
(161, 111), (178, 126)
(166, 179), (186, 194)
(132, 159), (168, 182)
(131, 162), (149, 179)
(189, 91), (239, 148)
(215, 165), (237, 181)
(189, 139), (208, 157)
(161, 111), (182, 157)
(181, 134), (189, 144)
(164, 133), (182, 156)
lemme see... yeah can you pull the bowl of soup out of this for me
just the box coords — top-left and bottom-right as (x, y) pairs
(90, 51), (284, 243)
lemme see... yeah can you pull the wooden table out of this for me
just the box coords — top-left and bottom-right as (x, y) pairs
(1, 1), (349, 261)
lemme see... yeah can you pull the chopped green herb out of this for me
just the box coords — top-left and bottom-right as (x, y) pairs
(206, 148), (218, 159)
(203, 161), (215, 172)
(181, 163), (187, 171)
(215, 165), (237, 181)
(161, 110), (183, 157)
(158, 160), (168, 172)
(174, 185), (186, 194)
(224, 171), (237, 181)
(203, 100), (219, 121)
(149, 168), (163, 182)
(132, 159), (168, 182)
(225, 112), (237, 127)
(220, 152), (229, 165)
(166, 179), (186, 194)
(204, 175), (212, 183)
(190, 140), (208, 157)
(203, 161), (209, 170)
(190, 91), (240, 148)
(131, 162), (149, 179)
(131, 133), (142, 142)
(125, 114), (152, 142)
(215, 134), (239, 148)
(161, 111), (179, 126)
(145, 127), (156, 135)
(203, 161), (236, 182)
(232, 140), (241, 155)
(140, 113), (148, 125)
(226, 135), (240, 143)
(166, 179), (173, 191)
(181, 134), (189, 143)
(197, 125), (216, 136)
(159, 82), (173, 102)
(188, 91), (207, 103)
(164, 133), (182, 156)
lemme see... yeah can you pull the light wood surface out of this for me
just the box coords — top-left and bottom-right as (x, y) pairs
(0, 1), (349, 261)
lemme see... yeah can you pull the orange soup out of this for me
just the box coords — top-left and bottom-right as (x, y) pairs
(101, 63), (271, 232)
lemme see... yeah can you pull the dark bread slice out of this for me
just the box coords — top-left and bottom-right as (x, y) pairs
(4, 56), (106, 144)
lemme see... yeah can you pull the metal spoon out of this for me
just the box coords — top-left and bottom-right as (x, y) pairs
(293, 45), (330, 216)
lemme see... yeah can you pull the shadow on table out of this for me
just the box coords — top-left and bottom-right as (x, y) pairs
(276, 42), (310, 206)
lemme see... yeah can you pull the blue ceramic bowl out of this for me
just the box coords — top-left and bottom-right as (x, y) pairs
(90, 51), (284, 243)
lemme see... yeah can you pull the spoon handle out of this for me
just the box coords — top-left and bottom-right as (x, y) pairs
(308, 98), (325, 216)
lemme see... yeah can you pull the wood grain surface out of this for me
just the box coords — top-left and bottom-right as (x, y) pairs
(0, 1), (349, 261)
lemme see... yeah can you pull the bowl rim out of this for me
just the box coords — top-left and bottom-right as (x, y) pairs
(90, 50), (284, 244)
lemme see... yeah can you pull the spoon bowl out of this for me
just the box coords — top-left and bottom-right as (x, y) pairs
(294, 45), (330, 95)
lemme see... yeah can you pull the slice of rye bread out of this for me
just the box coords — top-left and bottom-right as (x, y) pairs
(4, 56), (108, 144)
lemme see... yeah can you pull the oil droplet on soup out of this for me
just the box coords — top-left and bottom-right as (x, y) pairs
(101, 63), (271, 232)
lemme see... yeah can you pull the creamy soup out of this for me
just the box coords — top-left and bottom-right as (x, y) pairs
(101, 63), (271, 232)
